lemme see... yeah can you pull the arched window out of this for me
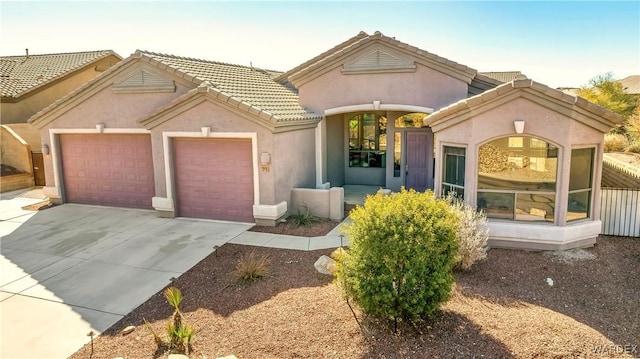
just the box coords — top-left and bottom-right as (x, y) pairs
(477, 136), (558, 222)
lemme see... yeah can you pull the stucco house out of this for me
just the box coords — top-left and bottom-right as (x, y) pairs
(28, 31), (622, 250)
(0, 50), (121, 191)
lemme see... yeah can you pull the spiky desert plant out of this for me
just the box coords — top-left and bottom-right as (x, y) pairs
(164, 287), (193, 353)
(233, 250), (270, 282)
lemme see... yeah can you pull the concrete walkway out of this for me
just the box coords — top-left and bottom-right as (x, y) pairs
(0, 188), (349, 359)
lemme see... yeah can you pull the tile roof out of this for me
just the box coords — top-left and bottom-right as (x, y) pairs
(0, 50), (120, 98)
(137, 51), (323, 122)
(479, 71), (526, 83)
(276, 31), (478, 86)
(429, 78), (624, 132)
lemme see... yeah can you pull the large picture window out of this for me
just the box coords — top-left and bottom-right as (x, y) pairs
(349, 114), (387, 168)
(568, 148), (594, 221)
(442, 146), (465, 198)
(477, 136), (558, 222)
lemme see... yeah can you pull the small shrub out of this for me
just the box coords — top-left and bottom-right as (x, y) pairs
(604, 133), (629, 152)
(624, 141), (640, 154)
(288, 206), (319, 226)
(233, 250), (270, 282)
(446, 195), (489, 270)
(336, 188), (458, 329)
(144, 287), (194, 354)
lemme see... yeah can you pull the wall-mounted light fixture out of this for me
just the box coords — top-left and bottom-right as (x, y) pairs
(41, 144), (50, 155)
(260, 152), (271, 172)
(514, 120), (525, 134)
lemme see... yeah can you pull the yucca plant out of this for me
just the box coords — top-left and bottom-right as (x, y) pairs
(164, 287), (193, 353)
(144, 287), (194, 354)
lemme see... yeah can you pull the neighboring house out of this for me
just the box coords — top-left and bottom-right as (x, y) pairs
(619, 75), (640, 95)
(0, 50), (121, 190)
(479, 71), (526, 83)
(28, 31), (622, 250)
(559, 74), (640, 96)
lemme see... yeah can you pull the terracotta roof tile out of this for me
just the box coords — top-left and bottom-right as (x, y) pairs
(0, 50), (120, 98)
(137, 51), (322, 122)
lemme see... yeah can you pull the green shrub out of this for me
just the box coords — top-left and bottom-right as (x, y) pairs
(446, 195), (489, 270)
(337, 188), (458, 328)
(604, 133), (629, 152)
(233, 250), (270, 282)
(288, 206), (319, 226)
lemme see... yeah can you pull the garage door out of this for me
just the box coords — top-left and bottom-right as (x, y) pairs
(173, 138), (254, 222)
(59, 134), (154, 209)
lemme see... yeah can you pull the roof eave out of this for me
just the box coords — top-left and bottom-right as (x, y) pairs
(430, 79), (623, 133)
(5, 51), (122, 101)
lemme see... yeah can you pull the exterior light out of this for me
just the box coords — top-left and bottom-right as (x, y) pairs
(41, 144), (50, 155)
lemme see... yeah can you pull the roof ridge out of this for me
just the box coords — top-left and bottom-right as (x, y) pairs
(275, 31), (369, 82)
(0, 50), (116, 58)
(137, 50), (284, 74)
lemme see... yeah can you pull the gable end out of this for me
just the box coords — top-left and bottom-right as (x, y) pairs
(342, 47), (416, 74)
(113, 69), (176, 93)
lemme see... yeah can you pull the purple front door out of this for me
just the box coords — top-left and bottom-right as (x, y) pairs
(405, 132), (431, 192)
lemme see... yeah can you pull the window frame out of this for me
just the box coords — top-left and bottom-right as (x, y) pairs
(567, 146), (596, 222)
(441, 145), (466, 198)
(348, 113), (387, 168)
(476, 136), (559, 224)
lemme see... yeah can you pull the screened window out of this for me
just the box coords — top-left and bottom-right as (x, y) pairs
(568, 148), (594, 221)
(349, 114), (386, 168)
(477, 137), (558, 222)
(442, 146), (465, 198)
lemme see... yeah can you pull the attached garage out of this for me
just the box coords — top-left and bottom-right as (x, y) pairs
(59, 134), (154, 209)
(173, 137), (254, 222)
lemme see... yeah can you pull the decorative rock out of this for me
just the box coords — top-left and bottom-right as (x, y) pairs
(314, 255), (337, 275)
(546, 278), (554, 286)
(121, 325), (135, 336)
(377, 188), (392, 195)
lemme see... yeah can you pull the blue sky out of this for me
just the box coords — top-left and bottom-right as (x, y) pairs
(1, 1), (638, 88)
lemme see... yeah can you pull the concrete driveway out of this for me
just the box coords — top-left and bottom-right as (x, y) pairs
(0, 194), (251, 359)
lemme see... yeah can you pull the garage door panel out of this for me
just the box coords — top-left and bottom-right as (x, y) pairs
(60, 134), (154, 209)
(174, 138), (254, 222)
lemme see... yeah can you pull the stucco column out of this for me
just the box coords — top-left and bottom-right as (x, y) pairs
(315, 118), (327, 187)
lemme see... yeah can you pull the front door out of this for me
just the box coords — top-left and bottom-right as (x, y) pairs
(405, 132), (431, 192)
(31, 152), (45, 186)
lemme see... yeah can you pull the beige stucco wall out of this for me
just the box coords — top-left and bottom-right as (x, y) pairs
(152, 100), (277, 205)
(326, 114), (345, 186)
(273, 128), (316, 205)
(298, 64), (468, 113)
(434, 96), (605, 245)
(1, 55), (121, 124)
(39, 68), (193, 188)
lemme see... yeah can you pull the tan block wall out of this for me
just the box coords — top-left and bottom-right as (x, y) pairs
(0, 173), (34, 193)
(0, 126), (32, 173)
(1, 55), (121, 124)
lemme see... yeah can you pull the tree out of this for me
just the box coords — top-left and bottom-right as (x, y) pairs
(576, 73), (637, 135)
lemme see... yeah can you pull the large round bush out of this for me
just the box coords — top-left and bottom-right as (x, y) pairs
(337, 189), (458, 325)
